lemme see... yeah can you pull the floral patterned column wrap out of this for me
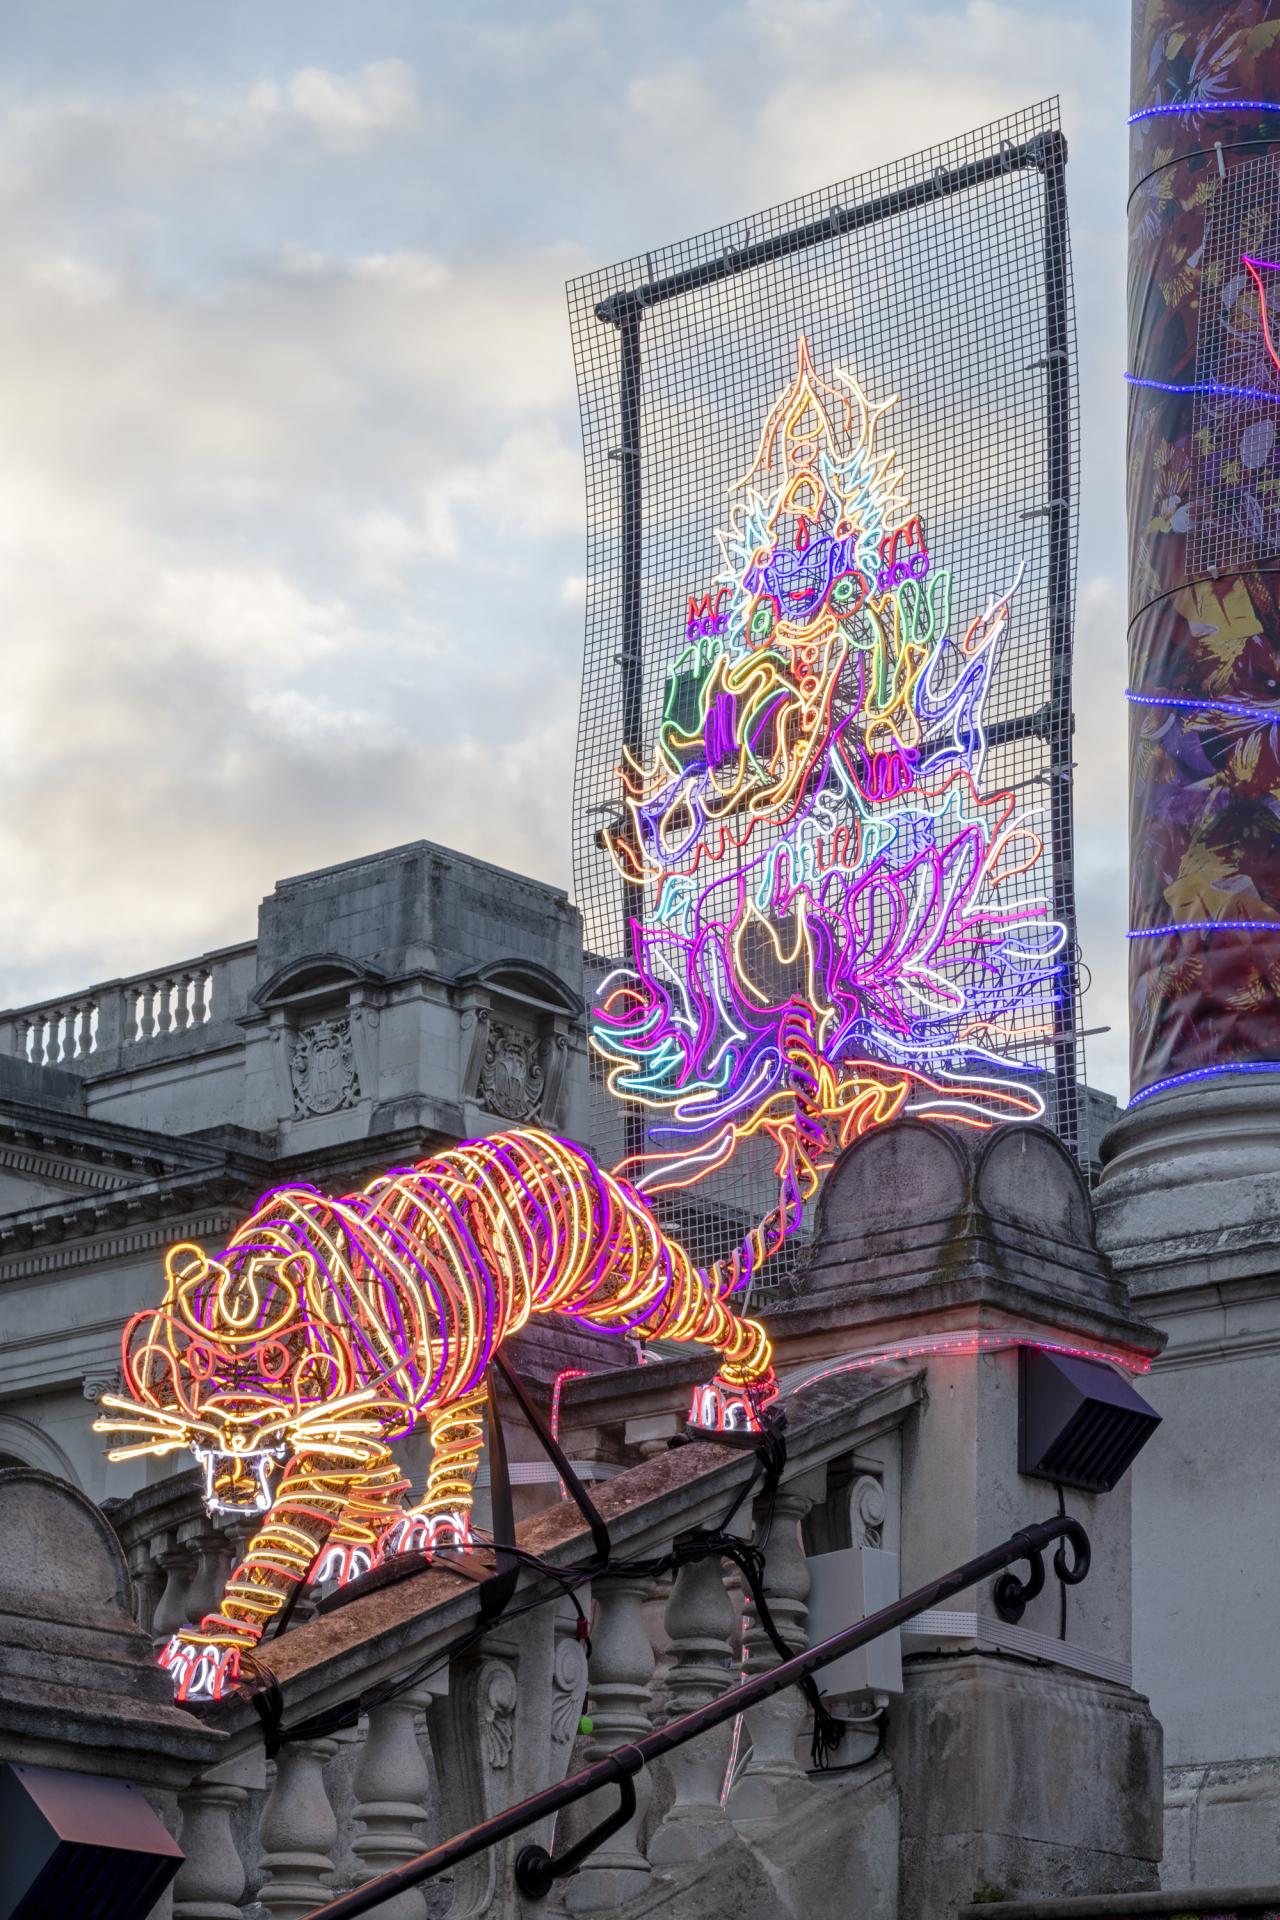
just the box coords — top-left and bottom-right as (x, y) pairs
(1129, 0), (1280, 1094)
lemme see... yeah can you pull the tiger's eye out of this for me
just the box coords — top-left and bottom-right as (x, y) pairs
(188, 1343), (214, 1380)
(257, 1341), (290, 1380)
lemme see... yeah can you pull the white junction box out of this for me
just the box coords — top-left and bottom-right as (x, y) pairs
(804, 1546), (903, 1709)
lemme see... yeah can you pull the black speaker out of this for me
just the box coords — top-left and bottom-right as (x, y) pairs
(0, 1763), (183, 1920)
(1018, 1347), (1161, 1494)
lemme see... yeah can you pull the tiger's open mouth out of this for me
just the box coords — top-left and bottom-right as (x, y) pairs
(193, 1444), (286, 1515)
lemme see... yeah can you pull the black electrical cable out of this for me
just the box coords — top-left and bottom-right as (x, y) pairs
(238, 1411), (837, 1761)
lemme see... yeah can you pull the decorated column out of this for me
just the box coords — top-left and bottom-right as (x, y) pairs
(1099, 7), (1280, 1883)
(1126, 2), (1280, 1096)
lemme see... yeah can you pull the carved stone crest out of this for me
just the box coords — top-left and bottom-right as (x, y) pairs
(290, 1017), (360, 1118)
(477, 1022), (545, 1122)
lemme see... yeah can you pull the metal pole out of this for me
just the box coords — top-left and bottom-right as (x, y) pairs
(615, 301), (646, 1171)
(298, 1514), (1089, 1920)
(1038, 128), (1081, 1158)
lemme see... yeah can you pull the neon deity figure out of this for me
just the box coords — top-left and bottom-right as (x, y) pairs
(97, 341), (1064, 1704)
(595, 337), (1064, 1212)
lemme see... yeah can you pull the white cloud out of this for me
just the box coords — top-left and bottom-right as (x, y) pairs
(285, 59), (418, 147)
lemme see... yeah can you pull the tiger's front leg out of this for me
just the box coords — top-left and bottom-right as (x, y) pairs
(161, 1442), (405, 1702)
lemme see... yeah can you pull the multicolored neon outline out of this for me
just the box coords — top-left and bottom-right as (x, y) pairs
(593, 337), (1064, 1199)
(97, 341), (1066, 1704)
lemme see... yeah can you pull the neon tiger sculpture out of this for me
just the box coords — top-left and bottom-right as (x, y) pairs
(97, 340), (1065, 1704)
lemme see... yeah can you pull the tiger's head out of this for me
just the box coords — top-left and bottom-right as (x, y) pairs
(95, 1235), (363, 1515)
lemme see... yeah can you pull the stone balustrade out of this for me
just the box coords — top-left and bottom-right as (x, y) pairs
(0, 942), (255, 1071)
(153, 1376), (911, 1920)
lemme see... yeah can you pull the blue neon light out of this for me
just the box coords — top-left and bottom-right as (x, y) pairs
(1125, 373), (1280, 404)
(1126, 690), (1280, 722)
(1130, 1061), (1280, 1105)
(1128, 100), (1280, 125)
(1129, 922), (1280, 939)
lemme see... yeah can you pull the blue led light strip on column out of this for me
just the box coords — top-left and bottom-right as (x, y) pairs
(1128, 922), (1280, 938)
(1130, 1060), (1280, 1104)
(1128, 101), (1280, 124)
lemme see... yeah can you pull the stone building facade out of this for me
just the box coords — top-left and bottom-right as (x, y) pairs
(0, 840), (598, 1501)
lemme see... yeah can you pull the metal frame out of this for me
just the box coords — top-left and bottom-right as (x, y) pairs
(571, 106), (1083, 1176)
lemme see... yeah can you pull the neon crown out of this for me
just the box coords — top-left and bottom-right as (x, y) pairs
(97, 339), (1063, 1704)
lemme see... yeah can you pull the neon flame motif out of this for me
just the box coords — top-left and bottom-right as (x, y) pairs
(1242, 255), (1280, 374)
(95, 1129), (782, 1701)
(96, 341), (1065, 1706)
(595, 337), (1064, 1203)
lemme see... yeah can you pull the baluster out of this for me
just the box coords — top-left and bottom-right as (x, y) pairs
(172, 1773), (247, 1920)
(729, 1469), (825, 1826)
(82, 997), (99, 1056)
(563, 1575), (656, 1912)
(163, 975), (179, 1035)
(12, 1016), (29, 1060)
(257, 1737), (339, 1920)
(649, 1549), (738, 1866)
(127, 1542), (163, 1634)
(145, 981), (160, 1040)
(198, 967), (213, 1024)
(350, 1682), (434, 1920)
(150, 1537), (196, 1646)
(40, 1011), (58, 1065)
(183, 1527), (234, 1625)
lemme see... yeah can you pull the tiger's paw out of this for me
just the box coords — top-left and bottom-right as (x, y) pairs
(393, 1508), (473, 1554)
(689, 1368), (780, 1435)
(314, 1540), (377, 1587)
(160, 1629), (246, 1705)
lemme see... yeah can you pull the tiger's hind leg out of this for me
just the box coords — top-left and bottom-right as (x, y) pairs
(387, 1384), (488, 1556)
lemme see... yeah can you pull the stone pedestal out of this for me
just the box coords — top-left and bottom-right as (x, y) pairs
(1098, 1081), (1280, 1887)
(0, 1467), (224, 1917)
(776, 1121), (1165, 1911)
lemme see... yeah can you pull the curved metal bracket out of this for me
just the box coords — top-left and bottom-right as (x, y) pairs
(514, 1756), (638, 1901)
(992, 1516), (1090, 1624)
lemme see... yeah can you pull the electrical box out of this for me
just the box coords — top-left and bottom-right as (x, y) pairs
(804, 1545), (902, 1709)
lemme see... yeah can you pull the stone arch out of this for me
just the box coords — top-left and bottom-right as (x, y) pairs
(0, 1413), (82, 1487)
(977, 1123), (1094, 1246)
(813, 1117), (972, 1241)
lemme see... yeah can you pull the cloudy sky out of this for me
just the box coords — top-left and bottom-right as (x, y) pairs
(0, 0), (1133, 1095)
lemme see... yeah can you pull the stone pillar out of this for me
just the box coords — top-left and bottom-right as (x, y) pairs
(1097, 11), (1280, 1885)
(775, 1122), (1165, 1910)
(0, 1467), (223, 1895)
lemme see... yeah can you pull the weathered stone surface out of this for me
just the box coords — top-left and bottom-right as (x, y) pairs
(0, 1466), (221, 1788)
(891, 1656), (1162, 1911)
(1098, 1078), (1280, 1891)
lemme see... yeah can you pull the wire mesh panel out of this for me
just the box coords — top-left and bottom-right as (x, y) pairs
(568, 100), (1082, 1295)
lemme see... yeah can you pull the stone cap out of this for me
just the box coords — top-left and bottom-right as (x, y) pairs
(0, 1468), (222, 1789)
(782, 1121), (1161, 1356)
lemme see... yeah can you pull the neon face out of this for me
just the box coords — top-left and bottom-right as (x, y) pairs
(596, 337), (1065, 1202)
